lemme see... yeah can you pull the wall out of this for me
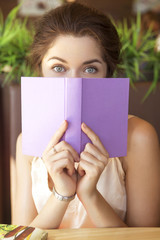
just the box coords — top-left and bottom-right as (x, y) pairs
(0, 0), (134, 20)
(83, 0), (134, 20)
(0, 78), (11, 224)
(0, 0), (17, 18)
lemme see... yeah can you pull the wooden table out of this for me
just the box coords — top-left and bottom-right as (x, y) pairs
(47, 228), (160, 240)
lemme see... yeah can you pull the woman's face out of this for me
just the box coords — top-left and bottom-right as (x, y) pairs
(41, 35), (107, 78)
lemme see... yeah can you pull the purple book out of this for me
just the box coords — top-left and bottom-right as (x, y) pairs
(21, 77), (129, 158)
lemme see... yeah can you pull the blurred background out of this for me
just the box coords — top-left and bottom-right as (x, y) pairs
(0, 0), (160, 224)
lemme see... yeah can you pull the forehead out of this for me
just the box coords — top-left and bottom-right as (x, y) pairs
(43, 35), (103, 61)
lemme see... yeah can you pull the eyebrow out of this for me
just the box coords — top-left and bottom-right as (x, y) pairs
(48, 57), (67, 63)
(48, 57), (103, 65)
(83, 59), (102, 65)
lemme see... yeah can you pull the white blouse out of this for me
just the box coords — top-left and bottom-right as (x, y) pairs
(31, 156), (126, 228)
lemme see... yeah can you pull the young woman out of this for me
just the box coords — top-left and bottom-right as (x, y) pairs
(13, 2), (160, 229)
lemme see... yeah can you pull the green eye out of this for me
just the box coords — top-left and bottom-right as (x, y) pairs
(85, 67), (97, 73)
(53, 66), (65, 72)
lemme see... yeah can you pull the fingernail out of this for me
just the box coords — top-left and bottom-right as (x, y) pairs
(62, 120), (66, 125)
(83, 123), (86, 128)
(75, 157), (80, 162)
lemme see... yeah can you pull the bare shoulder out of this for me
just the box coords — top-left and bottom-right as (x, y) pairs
(122, 115), (160, 171)
(128, 115), (159, 147)
(16, 133), (34, 166)
(122, 116), (160, 226)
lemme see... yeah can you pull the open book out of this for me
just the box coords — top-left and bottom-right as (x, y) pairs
(21, 77), (129, 158)
(0, 224), (48, 239)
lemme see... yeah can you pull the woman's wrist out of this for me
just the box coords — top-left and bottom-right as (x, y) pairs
(52, 186), (76, 202)
(77, 188), (99, 203)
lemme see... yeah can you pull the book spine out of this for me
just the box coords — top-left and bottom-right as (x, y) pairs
(64, 78), (82, 154)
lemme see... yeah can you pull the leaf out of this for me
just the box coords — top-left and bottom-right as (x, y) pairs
(4, 5), (20, 27)
(0, 4), (35, 84)
(134, 59), (140, 80)
(142, 62), (159, 102)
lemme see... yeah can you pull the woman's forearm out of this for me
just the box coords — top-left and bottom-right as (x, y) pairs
(79, 190), (127, 228)
(29, 194), (69, 229)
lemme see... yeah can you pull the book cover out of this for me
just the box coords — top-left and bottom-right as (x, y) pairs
(0, 224), (48, 239)
(21, 77), (129, 158)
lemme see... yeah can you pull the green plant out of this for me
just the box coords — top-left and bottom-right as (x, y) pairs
(115, 13), (160, 101)
(0, 5), (36, 85)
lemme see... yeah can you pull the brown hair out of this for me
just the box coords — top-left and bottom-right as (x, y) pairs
(30, 2), (121, 77)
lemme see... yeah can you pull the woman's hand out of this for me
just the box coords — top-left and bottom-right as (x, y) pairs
(77, 123), (109, 200)
(42, 120), (79, 197)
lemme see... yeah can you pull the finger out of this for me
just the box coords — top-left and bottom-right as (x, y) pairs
(77, 159), (97, 177)
(84, 143), (108, 165)
(52, 141), (80, 162)
(50, 158), (75, 176)
(80, 151), (106, 171)
(81, 122), (109, 157)
(45, 150), (74, 163)
(44, 150), (75, 176)
(43, 120), (68, 155)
